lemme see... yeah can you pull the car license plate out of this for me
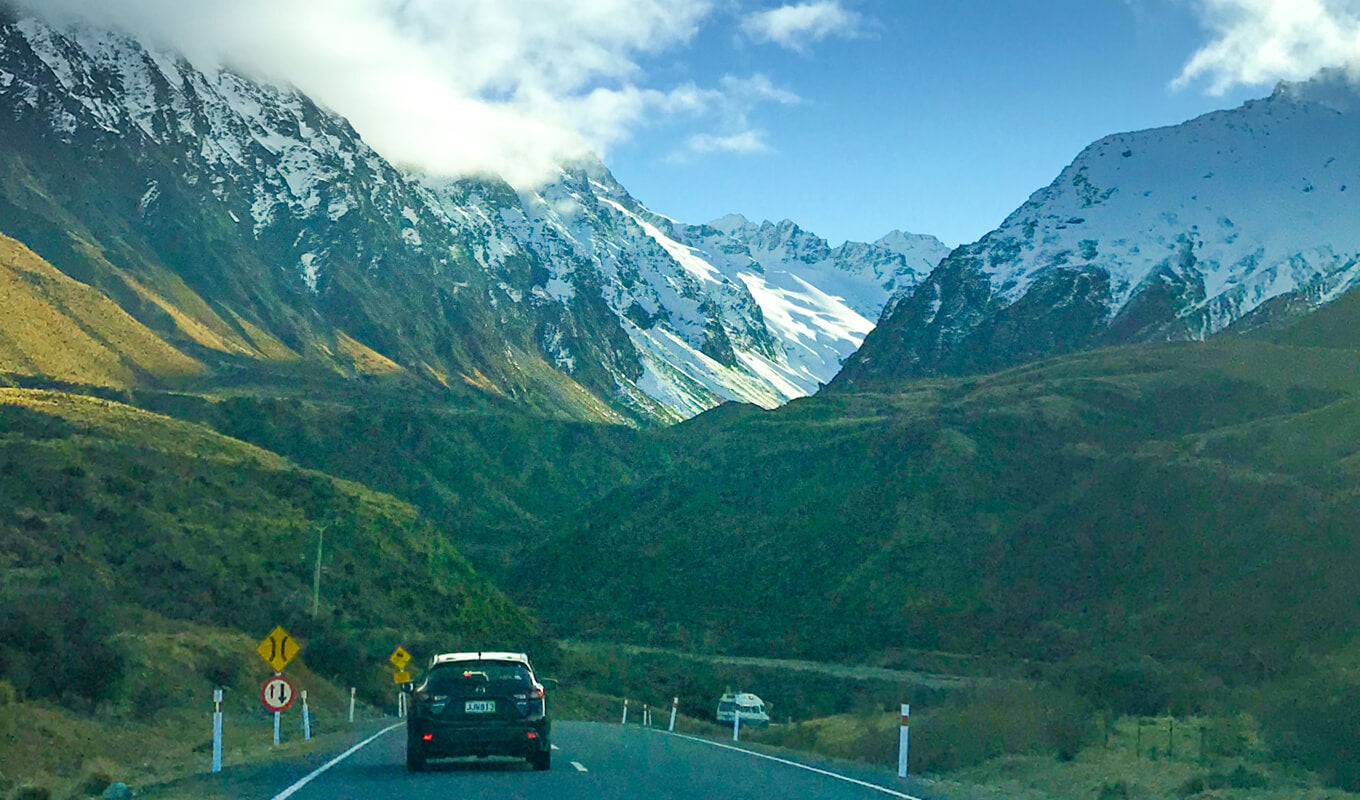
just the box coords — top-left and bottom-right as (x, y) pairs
(464, 700), (495, 714)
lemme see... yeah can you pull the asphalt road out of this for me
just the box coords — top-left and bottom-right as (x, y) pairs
(261, 721), (930, 800)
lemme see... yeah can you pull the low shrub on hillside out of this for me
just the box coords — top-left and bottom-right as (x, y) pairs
(0, 570), (124, 709)
(1259, 657), (1360, 790)
(912, 682), (1094, 772)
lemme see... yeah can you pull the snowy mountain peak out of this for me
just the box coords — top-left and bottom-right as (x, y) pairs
(1271, 68), (1360, 113)
(841, 71), (1360, 384)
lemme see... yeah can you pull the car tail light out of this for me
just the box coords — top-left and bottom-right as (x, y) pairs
(526, 731), (538, 739)
(422, 733), (433, 741)
(530, 685), (545, 700)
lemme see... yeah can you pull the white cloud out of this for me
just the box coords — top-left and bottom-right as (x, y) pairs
(1176, 0), (1360, 93)
(16, 0), (801, 186)
(741, 1), (861, 52)
(687, 130), (771, 154)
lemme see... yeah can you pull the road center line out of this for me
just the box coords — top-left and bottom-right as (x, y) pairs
(571, 760), (588, 772)
(269, 723), (403, 800)
(658, 731), (923, 800)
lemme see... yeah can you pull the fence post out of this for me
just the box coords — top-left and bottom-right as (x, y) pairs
(211, 689), (223, 773)
(668, 697), (678, 732)
(897, 704), (910, 778)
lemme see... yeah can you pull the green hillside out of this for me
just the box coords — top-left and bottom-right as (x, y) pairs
(517, 338), (1360, 690)
(124, 392), (663, 568)
(0, 389), (532, 710)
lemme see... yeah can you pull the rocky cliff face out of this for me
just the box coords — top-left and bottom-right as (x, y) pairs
(839, 71), (1360, 385)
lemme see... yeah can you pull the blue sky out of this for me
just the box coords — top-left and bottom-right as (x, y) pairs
(606, 0), (1265, 247)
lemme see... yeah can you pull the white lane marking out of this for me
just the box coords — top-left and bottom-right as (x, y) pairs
(269, 723), (403, 800)
(660, 731), (922, 799)
(551, 744), (561, 751)
(571, 761), (588, 772)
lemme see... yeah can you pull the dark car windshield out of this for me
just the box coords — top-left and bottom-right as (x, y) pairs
(423, 661), (533, 694)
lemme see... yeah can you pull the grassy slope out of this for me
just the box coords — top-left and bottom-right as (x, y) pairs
(0, 389), (527, 638)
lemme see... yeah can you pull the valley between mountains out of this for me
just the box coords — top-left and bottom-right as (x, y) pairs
(4, 6), (1360, 799)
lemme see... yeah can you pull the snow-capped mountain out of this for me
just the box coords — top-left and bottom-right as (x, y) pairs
(839, 70), (1360, 384)
(0, 10), (944, 422)
(436, 174), (951, 417)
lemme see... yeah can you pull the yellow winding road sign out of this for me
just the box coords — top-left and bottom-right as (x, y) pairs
(389, 646), (411, 670)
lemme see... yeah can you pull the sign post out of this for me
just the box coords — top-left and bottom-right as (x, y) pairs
(897, 704), (910, 778)
(255, 627), (300, 747)
(211, 689), (223, 773)
(390, 647), (412, 719)
(260, 674), (296, 746)
(301, 691), (311, 740)
(668, 697), (678, 732)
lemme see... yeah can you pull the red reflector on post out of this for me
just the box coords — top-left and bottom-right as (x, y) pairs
(526, 731), (538, 739)
(422, 733), (433, 741)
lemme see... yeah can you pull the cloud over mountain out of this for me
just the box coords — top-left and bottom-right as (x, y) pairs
(1178, 0), (1360, 92)
(16, 0), (799, 186)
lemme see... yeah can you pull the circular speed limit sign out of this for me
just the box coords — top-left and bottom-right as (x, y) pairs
(260, 675), (296, 712)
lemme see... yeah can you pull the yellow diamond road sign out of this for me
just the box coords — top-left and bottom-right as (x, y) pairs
(256, 626), (300, 673)
(389, 646), (411, 670)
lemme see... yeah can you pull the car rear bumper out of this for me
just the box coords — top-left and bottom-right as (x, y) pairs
(408, 717), (550, 758)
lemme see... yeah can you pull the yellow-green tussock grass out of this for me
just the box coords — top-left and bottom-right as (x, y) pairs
(0, 235), (202, 386)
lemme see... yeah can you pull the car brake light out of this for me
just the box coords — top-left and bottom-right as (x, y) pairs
(422, 733), (433, 741)
(526, 731), (538, 739)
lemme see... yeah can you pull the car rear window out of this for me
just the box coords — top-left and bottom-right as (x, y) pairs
(423, 661), (533, 693)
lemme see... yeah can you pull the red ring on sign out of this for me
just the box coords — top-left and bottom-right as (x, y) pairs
(261, 675), (297, 712)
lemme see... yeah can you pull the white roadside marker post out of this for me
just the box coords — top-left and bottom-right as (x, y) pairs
(897, 704), (910, 778)
(302, 691), (312, 741)
(211, 688), (223, 773)
(668, 697), (678, 732)
(621, 699), (629, 726)
(733, 701), (741, 742)
(348, 687), (355, 724)
(644, 704), (649, 727)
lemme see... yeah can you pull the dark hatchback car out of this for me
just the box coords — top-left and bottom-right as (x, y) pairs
(404, 651), (552, 771)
